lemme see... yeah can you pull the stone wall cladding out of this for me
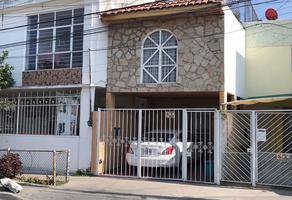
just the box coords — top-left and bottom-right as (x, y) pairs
(107, 13), (224, 93)
(22, 68), (82, 86)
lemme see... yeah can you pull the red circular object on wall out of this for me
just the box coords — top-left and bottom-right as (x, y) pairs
(265, 8), (278, 20)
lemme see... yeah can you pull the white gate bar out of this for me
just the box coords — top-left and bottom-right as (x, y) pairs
(251, 111), (257, 187)
(214, 111), (220, 185)
(16, 93), (20, 134)
(255, 112), (259, 183)
(137, 109), (142, 178)
(182, 109), (187, 181)
(96, 108), (101, 175)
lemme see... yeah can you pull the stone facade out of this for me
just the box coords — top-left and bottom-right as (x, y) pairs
(22, 68), (82, 86)
(107, 13), (224, 93)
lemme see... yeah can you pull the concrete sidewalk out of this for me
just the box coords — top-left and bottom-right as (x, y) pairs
(17, 176), (292, 200)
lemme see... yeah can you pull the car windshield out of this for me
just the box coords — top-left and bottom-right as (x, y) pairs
(142, 132), (175, 142)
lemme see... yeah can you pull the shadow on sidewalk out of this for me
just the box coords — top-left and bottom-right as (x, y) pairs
(52, 188), (216, 200)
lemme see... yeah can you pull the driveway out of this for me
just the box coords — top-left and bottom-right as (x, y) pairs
(12, 176), (292, 200)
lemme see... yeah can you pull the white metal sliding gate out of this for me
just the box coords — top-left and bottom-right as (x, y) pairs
(221, 110), (292, 187)
(96, 108), (218, 184)
(256, 111), (292, 187)
(96, 109), (291, 187)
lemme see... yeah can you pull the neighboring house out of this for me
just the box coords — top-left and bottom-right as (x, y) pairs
(243, 20), (292, 108)
(101, 0), (245, 109)
(0, 0), (109, 171)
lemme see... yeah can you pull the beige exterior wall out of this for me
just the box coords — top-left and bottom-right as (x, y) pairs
(245, 20), (292, 98)
(106, 13), (225, 93)
(246, 46), (292, 98)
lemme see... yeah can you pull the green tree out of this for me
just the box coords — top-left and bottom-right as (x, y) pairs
(0, 50), (15, 109)
(0, 50), (14, 89)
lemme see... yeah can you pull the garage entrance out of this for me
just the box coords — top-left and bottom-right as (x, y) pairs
(93, 108), (219, 184)
(92, 109), (292, 187)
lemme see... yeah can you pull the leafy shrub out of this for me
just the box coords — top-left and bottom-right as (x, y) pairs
(75, 168), (93, 176)
(0, 153), (22, 178)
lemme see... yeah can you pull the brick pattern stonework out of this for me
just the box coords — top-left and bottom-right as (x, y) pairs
(107, 14), (224, 93)
(22, 68), (82, 86)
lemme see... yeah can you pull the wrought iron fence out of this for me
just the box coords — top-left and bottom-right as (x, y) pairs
(0, 90), (80, 136)
(0, 148), (70, 186)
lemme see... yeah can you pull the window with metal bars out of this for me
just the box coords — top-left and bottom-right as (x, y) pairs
(141, 30), (178, 83)
(26, 8), (84, 70)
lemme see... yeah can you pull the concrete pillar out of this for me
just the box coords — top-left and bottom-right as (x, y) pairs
(78, 87), (94, 169)
(90, 112), (97, 174)
(229, 94), (237, 110)
(219, 91), (227, 110)
(106, 92), (115, 108)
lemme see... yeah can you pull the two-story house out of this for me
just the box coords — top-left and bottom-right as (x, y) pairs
(0, 0), (246, 173)
(101, 0), (245, 109)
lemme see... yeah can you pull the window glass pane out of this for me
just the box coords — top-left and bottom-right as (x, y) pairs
(143, 38), (156, 48)
(143, 49), (156, 64)
(73, 25), (83, 51)
(143, 70), (157, 83)
(56, 10), (72, 26)
(72, 52), (83, 68)
(74, 8), (84, 24)
(54, 53), (71, 69)
(162, 67), (176, 82)
(27, 30), (37, 55)
(38, 54), (53, 69)
(142, 132), (174, 142)
(145, 52), (159, 66)
(164, 36), (177, 46)
(56, 27), (71, 52)
(39, 13), (54, 28)
(144, 67), (158, 81)
(163, 48), (177, 62)
(38, 29), (53, 53)
(27, 56), (36, 70)
(162, 50), (175, 65)
(28, 15), (38, 30)
(149, 31), (160, 45)
(161, 31), (171, 44)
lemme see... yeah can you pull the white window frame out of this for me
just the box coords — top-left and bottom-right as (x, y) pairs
(26, 8), (84, 71)
(141, 29), (178, 84)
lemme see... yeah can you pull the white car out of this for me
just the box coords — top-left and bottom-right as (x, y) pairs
(126, 130), (192, 168)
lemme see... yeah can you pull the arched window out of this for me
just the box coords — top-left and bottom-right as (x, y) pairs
(141, 30), (178, 83)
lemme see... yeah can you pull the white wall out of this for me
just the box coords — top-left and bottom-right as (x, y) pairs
(0, 134), (80, 171)
(224, 7), (246, 98)
(99, 0), (154, 12)
(82, 0), (107, 87)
